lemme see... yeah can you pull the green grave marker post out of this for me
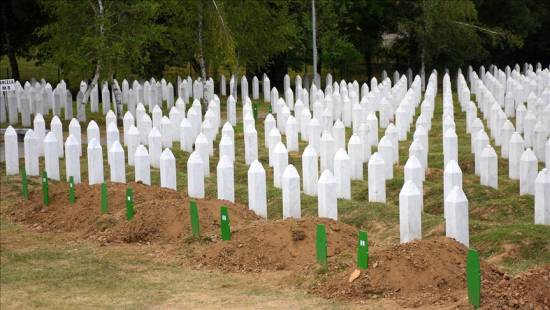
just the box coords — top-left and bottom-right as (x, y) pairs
(357, 230), (369, 269)
(21, 168), (29, 199)
(69, 176), (75, 204)
(220, 206), (231, 240)
(316, 224), (328, 268)
(101, 183), (108, 213)
(41, 171), (49, 205)
(126, 188), (134, 220)
(467, 249), (481, 309)
(190, 201), (200, 238)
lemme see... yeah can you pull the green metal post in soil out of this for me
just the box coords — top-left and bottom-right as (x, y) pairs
(21, 168), (28, 199)
(190, 201), (200, 238)
(101, 183), (108, 213)
(220, 206), (231, 241)
(357, 230), (369, 269)
(69, 176), (75, 204)
(126, 188), (134, 220)
(316, 224), (327, 268)
(467, 249), (481, 309)
(41, 171), (49, 205)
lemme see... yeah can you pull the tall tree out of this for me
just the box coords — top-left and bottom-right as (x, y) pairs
(38, 0), (162, 95)
(1, 0), (47, 80)
(394, 0), (517, 71)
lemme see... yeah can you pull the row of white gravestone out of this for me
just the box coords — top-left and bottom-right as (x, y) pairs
(1, 80), (72, 126)
(458, 69), (550, 225)
(2, 73), (221, 126)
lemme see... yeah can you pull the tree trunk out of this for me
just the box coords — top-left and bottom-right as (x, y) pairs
(197, 0), (207, 109)
(110, 77), (123, 123)
(311, 0), (318, 88)
(82, 0), (104, 104)
(1, 1), (19, 80)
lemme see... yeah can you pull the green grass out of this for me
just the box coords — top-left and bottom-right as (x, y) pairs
(0, 217), (349, 309)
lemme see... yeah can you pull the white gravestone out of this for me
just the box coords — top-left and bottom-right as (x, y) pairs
(44, 132), (60, 180)
(160, 148), (176, 190)
(109, 141), (126, 183)
(248, 160), (267, 218)
(480, 145), (498, 189)
(348, 134), (363, 180)
(87, 138), (104, 185)
(534, 168), (550, 225)
(399, 180), (422, 244)
(68, 118), (82, 156)
(195, 133), (210, 176)
(87, 120), (100, 145)
(378, 136), (394, 180)
(64, 135), (81, 183)
(318, 169), (338, 220)
(134, 145), (151, 185)
(286, 116), (299, 152)
(217, 155), (234, 202)
(368, 152), (386, 203)
(445, 186), (469, 247)
(179, 118), (194, 152)
(444, 160), (462, 218)
(33, 113), (46, 156)
(24, 129), (39, 176)
(519, 148), (538, 195)
(302, 144), (319, 196)
(273, 142), (288, 188)
(148, 127), (162, 168)
(4, 126), (19, 175)
(282, 164), (301, 219)
(244, 126), (258, 165)
(334, 148), (351, 199)
(51, 116), (64, 158)
(187, 151), (205, 198)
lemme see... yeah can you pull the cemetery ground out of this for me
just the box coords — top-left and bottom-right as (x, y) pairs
(1, 94), (550, 309)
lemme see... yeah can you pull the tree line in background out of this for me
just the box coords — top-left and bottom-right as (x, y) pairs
(1, 0), (549, 88)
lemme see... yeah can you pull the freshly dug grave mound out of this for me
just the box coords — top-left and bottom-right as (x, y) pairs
(188, 218), (359, 272)
(311, 237), (550, 309)
(9, 181), (259, 243)
(481, 265), (550, 309)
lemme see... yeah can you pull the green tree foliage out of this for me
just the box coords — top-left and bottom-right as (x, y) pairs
(1, 0), (47, 80)
(37, 0), (162, 82)
(5, 0), (550, 83)
(392, 0), (524, 70)
(476, 0), (550, 65)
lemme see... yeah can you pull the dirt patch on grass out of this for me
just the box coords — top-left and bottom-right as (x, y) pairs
(8, 181), (259, 244)
(310, 237), (550, 309)
(187, 218), (359, 272)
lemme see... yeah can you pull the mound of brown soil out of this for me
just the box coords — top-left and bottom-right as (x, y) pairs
(188, 218), (359, 272)
(9, 181), (259, 244)
(481, 265), (550, 309)
(311, 237), (550, 309)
